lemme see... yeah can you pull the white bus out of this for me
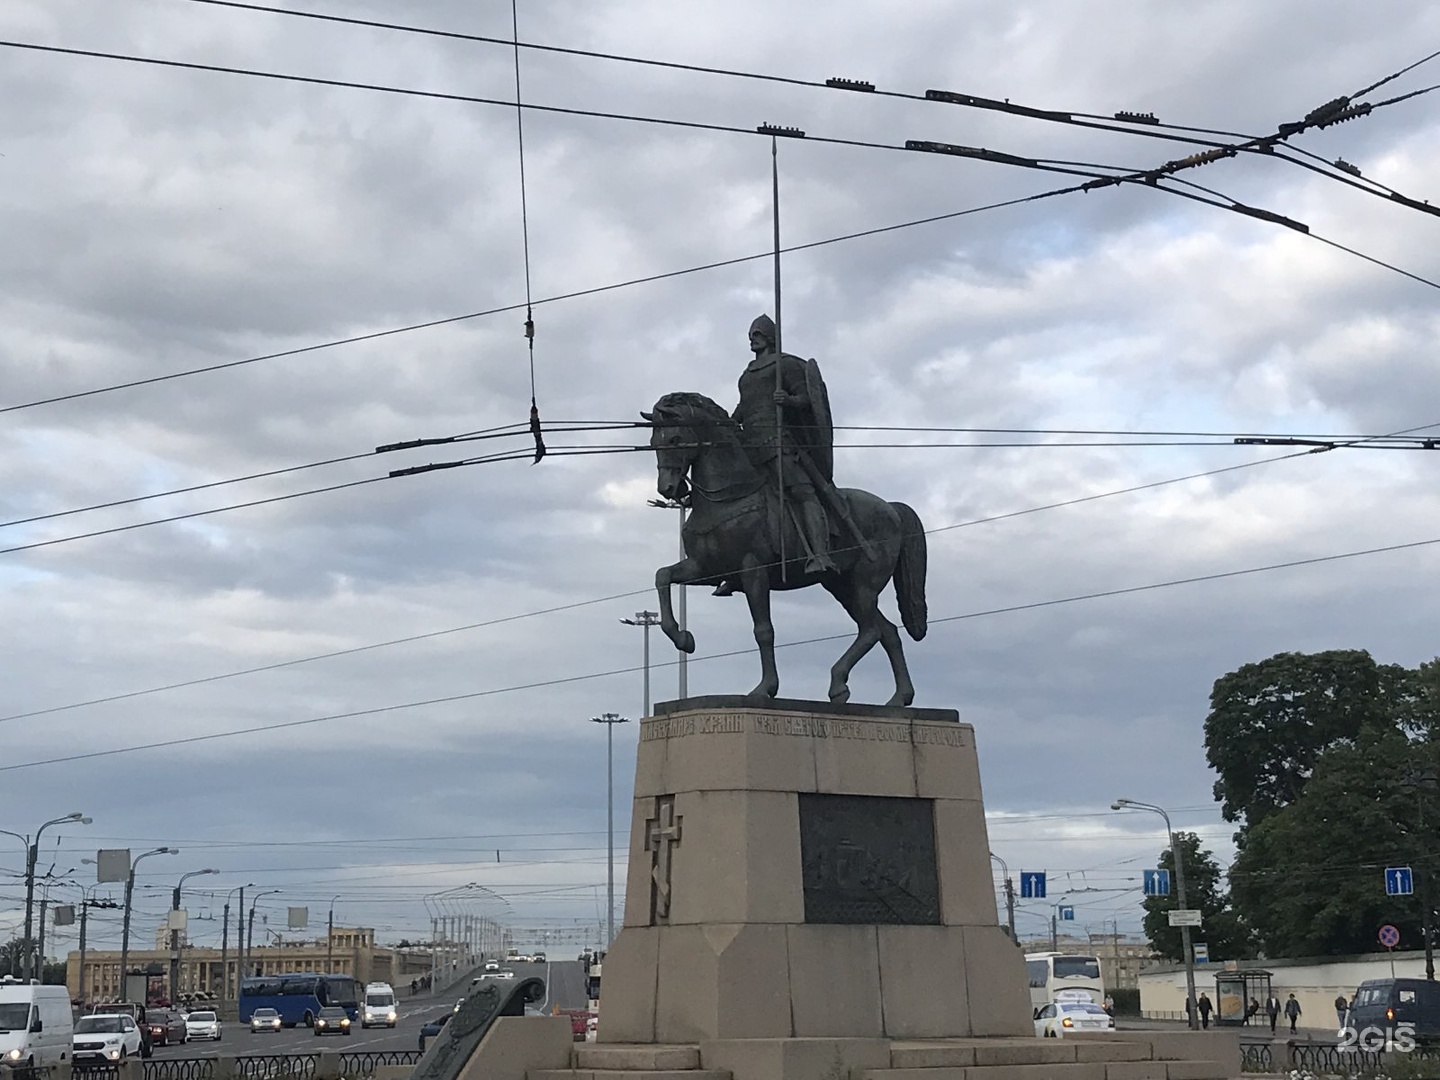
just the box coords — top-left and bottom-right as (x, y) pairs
(1024, 952), (1104, 1017)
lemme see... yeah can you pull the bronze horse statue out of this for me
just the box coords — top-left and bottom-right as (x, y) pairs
(642, 391), (928, 706)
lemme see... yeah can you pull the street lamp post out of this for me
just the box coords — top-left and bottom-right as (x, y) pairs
(221, 883), (255, 1001)
(120, 847), (177, 1001)
(591, 713), (631, 945)
(1112, 798), (1197, 1029)
(246, 890), (281, 977)
(327, 895), (342, 973)
(20, 813), (91, 980)
(170, 869), (219, 1001)
(989, 851), (1017, 944)
(620, 612), (661, 717)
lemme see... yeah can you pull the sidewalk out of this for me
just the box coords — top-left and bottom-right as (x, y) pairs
(1118, 1017), (1345, 1041)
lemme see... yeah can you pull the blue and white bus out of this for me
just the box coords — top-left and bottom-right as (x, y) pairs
(238, 974), (360, 1027)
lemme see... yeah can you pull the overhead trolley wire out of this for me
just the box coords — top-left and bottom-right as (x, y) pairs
(3, 527), (1440, 775)
(166, 0), (1440, 217)
(6, 425), (1432, 724)
(2, 39), (1436, 413)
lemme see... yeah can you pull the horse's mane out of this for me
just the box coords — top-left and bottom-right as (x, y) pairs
(652, 391), (734, 428)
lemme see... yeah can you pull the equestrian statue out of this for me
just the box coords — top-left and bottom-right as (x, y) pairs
(642, 315), (929, 706)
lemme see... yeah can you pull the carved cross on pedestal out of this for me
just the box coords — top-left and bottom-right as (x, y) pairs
(645, 796), (683, 922)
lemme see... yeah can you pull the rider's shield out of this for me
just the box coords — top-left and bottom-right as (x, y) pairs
(803, 358), (834, 484)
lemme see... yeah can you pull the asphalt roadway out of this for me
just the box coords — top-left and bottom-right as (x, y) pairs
(153, 962), (590, 1059)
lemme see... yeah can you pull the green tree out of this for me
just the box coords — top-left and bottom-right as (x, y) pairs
(0, 937), (24, 978)
(1228, 726), (1440, 957)
(1204, 650), (1415, 826)
(1141, 832), (1253, 962)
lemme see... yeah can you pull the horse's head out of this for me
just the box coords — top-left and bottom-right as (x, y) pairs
(642, 392), (733, 503)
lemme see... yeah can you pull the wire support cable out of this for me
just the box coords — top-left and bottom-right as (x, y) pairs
(3, 528), (1440, 774)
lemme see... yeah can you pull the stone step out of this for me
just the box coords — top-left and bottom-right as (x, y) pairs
(575, 1046), (702, 1071)
(534, 1071), (730, 1080)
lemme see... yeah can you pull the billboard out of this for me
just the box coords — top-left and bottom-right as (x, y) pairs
(288, 906), (309, 929)
(95, 849), (131, 884)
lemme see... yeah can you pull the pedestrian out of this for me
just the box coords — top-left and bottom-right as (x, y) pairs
(1284, 993), (1301, 1034)
(1198, 992), (1213, 1030)
(1185, 994), (1196, 1027)
(1334, 993), (1348, 1029)
(1266, 993), (1281, 1034)
(1103, 994), (1115, 1016)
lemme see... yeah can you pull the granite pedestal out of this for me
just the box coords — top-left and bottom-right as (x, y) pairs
(598, 697), (1031, 1045)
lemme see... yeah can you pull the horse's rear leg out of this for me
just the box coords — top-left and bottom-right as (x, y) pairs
(740, 554), (780, 699)
(822, 579), (884, 705)
(877, 619), (915, 707)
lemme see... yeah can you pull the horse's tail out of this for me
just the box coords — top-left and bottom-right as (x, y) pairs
(890, 501), (928, 641)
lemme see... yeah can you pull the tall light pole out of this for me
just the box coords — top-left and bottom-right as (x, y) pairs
(648, 497), (689, 700)
(591, 713), (630, 945)
(1113, 798), (1197, 1029)
(120, 847), (176, 1001)
(247, 890), (281, 977)
(1402, 770), (1438, 980)
(169, 869), (218, 1001)
(21, 813), (91, 980)
(221, 883), (255, 1001)
(620, 612), (661, 717)
(326, 895), (342, 973)
(989, 851), (1017, 944)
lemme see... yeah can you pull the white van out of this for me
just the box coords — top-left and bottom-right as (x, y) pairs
(0, 979), (74, 1068)
(360, 982), (397, 1028)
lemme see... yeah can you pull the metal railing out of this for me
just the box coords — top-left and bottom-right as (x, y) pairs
(338, 1051), (422, 1076)
(1238, 1041), (1272, 1072)
(230, 1055), (317, 1080)
(1239, 1037), (1440, 1074)
(142, 1060), (215, 1080)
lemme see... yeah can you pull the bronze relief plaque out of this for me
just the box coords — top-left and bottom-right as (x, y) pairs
(797, 793), (941, 924)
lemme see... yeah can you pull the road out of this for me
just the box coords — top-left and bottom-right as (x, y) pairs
(154, 962), (589, 1058)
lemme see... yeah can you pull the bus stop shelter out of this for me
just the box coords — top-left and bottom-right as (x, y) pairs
(1214, 968), (1273, 1026)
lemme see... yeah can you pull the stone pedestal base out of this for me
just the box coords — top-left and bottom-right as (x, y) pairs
(598, 697), (1031, 1044)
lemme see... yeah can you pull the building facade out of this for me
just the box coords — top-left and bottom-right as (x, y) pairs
(68, 926), (404, 1004)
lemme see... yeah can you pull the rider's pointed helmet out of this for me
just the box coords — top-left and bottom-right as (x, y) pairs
(749, 314), (777, 349)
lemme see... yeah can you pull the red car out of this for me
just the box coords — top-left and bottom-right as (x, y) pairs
(144, 1009), (188, 1046)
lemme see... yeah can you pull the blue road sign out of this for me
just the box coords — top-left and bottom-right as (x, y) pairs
(1193, 942), (1209, 964)
(1143, 869), (1171, 897)
(1386, 867), (1414, 896)
(1021, 872), (1047, 899)
(1059, 906), (1075, 921)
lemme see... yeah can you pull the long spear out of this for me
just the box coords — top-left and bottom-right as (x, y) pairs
(771, 135), (786, 582)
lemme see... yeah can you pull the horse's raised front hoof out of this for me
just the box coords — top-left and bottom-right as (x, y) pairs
(829, 684), (851, 705)
(746, 681), (778, 701)
(885, 689), (915, 707)
(678, 630), (696, 654)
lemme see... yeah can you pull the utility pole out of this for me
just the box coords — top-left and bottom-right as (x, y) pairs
(591, 713), (631, 944)
(327, 895), (341, 972)
(1405, 770), (1438, 980)
(619, 612), (661, 717)
(990, 852), (1017, 945)
(22, 813), (90, 980)
(246, 890), (279, 979)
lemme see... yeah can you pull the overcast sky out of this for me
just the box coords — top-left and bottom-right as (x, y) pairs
(3, 0), (1439, 961)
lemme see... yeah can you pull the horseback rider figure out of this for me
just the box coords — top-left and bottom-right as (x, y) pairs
(713, 315), (836, 589)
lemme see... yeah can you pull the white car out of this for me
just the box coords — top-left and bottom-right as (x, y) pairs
(249, 1008), (282, 1033)
(484, 961), (500, 972)
(184, 1010), (221, 1041)
(73, 1014), (146, 1063)
(1034, 1001), (1115, 1038)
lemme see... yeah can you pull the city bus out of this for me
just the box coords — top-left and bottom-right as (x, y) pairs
(1024, 952), (1104, 1017)
(238, 973), (360, 1027)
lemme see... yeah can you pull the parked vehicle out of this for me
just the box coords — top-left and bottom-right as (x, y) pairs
(1349, 979), (1440, 1044)
(361, 982), (397, 1028)
(313, 1006), (351, 1036)
(184, 1010), (221, 1041)
(0, 979), (75, 1069)
(144, 1009), (188, 1046)
(72, 1013), (146, 1064)
(248, 1008), (282, 1034)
